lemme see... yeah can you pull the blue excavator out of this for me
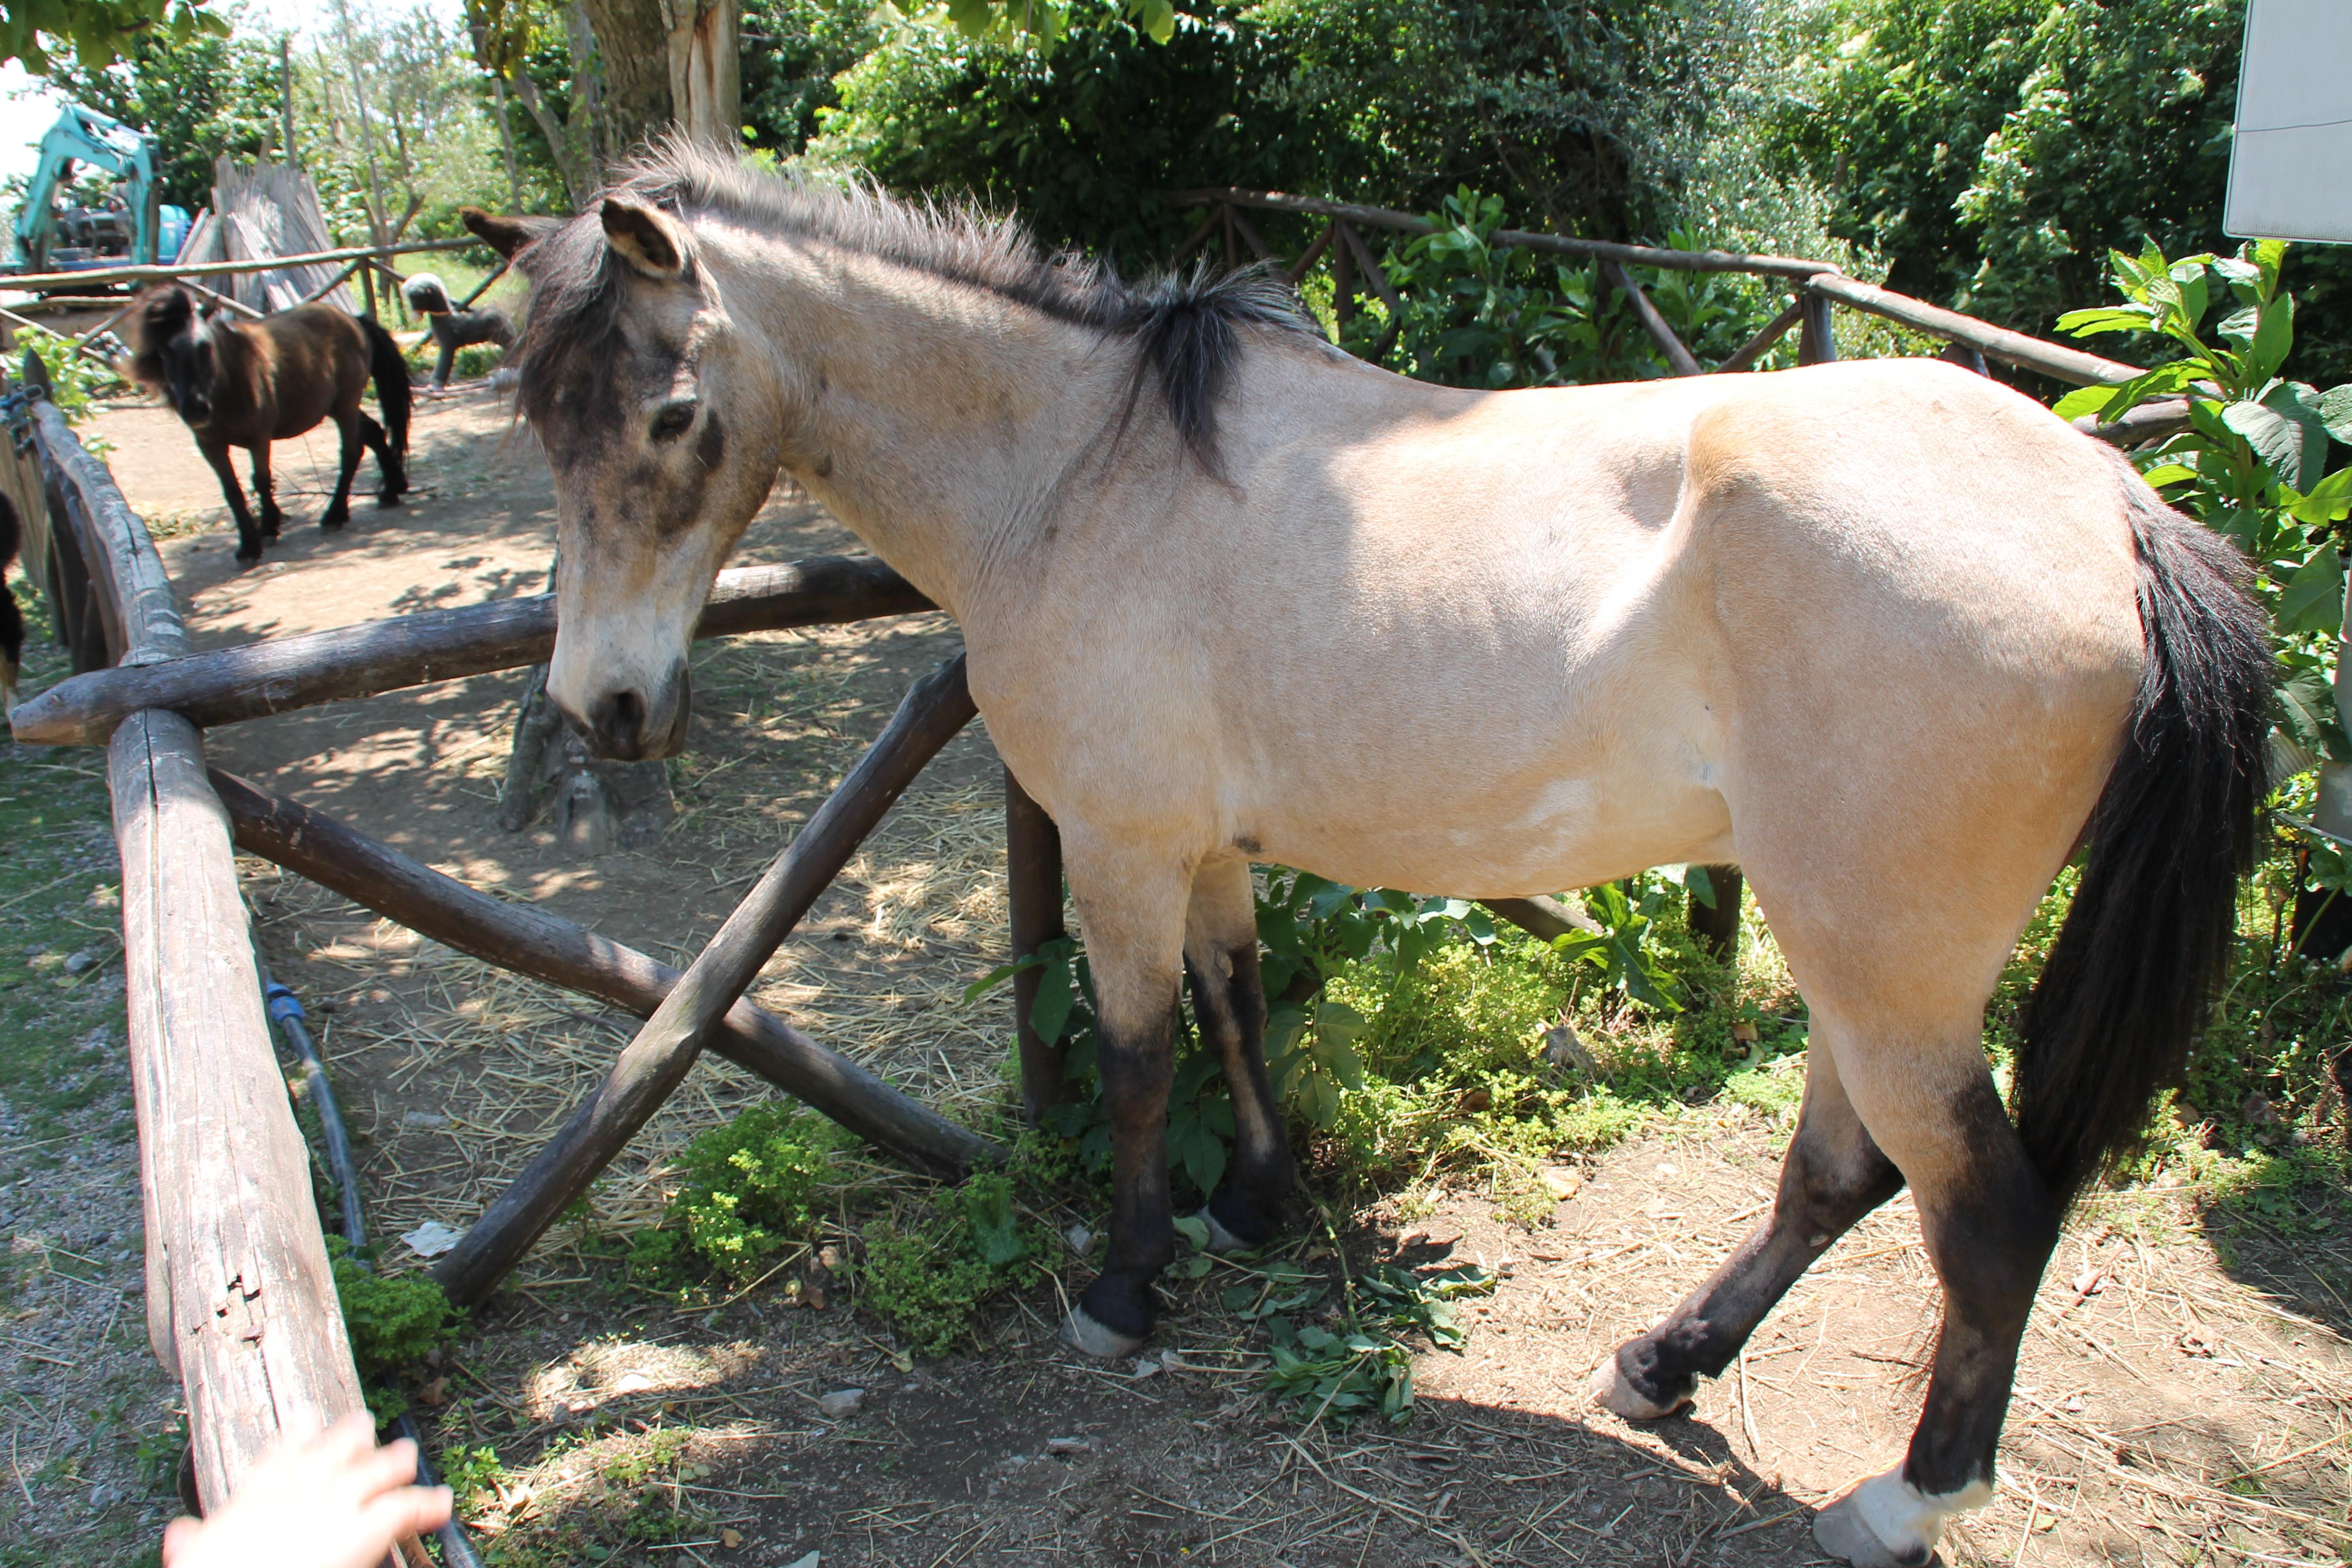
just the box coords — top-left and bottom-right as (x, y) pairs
(7, 103), (191, 280)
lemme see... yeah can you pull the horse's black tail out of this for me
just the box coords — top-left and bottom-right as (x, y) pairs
(2013, 481), (2272, 1206)
(363, 317), (411, 460)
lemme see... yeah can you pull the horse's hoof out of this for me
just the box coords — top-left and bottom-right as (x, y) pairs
(1198, 1206), (1249, 1254)
(320, 514), (348, 532)
(1812, 1470), (1981, 1568)
(1586, 1351), (1691, 1421)
(233, 549), (262, 567)
(1059, 1304), (1145, 1360)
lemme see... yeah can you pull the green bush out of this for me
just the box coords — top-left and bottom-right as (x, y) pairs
(665, 1103), (847, 1280)
(812, 1), (1794, 260)
(1778, 0), (2352, 383)
(853, 1171), (1036, 1355)
(327, 1239), (458, 1420)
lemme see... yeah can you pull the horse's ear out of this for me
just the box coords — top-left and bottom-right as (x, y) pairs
(600, 197), (689, 280)
(461, 205), (559, 260)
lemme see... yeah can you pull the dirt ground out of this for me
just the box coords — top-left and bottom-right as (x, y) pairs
(13, 380), (2351, 1567)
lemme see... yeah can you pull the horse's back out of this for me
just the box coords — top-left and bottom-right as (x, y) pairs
(257, 304), (373, 437)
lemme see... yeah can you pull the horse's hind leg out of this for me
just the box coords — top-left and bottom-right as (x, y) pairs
(1058, 833), (1194, 1358)
(1184, 858), (1293, 1249)
(321, 411), (363, 530)
(360, 410), (406, 504)
(1810, 1036), (2059, 1568)
(198, 438), (264, 563)
(1591, 1042), (1901, 1419)
(248, 443), (282, 541)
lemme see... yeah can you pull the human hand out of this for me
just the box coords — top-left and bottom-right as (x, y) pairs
(160, 1413), (453, 1568)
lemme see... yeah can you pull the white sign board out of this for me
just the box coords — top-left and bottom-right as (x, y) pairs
(2228, 0), (2352, 242)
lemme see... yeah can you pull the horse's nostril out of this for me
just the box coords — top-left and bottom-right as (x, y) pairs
(590, 689), (647, 758)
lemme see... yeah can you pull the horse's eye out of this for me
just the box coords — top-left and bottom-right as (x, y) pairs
(651, 400), (696, 442)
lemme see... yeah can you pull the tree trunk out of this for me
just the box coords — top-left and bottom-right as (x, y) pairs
(578, 0), (738, 155)
(578, 0), (671, 154)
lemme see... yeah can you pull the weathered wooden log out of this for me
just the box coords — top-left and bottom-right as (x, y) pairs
(210, 769), (999, 1177)
(2076, 396), (2193, 447)
(1005, 770), (1070, 1125)
(114, 711), (372, 1511)
(1484, 895), (1602, 944)
(0, 235), (475, 296)
(1686, 865), (1745, 962)
(433, 654), (979, 1306)
(1599, 258), (1703, 378)
(1336, 220), (1408, 362)
(1174, 188), (1839, 281)
(12, 554), (934, 747)
(1798, 294), (1839, 367)
(1713, 298), (1807, 374)
(1800, 273), (2138, 386)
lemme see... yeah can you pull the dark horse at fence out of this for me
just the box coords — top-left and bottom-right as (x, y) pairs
(469, 145), (2271, 1568)
(127, 285), (411, 564)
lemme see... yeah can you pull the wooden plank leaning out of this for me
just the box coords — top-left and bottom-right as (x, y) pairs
(208, 767), (1001, 1179)
(433, 653), (981, 1306)
(10, 555), (934, 747)
(26, 381), (372, 1513)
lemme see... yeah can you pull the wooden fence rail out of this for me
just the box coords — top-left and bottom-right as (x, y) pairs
(6, 357), (373, 1518)
(1173, 187), (2150, 395)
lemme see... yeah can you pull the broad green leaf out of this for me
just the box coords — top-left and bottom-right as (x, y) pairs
(2252, 295), (2296, 383)
(2055, 306), (2154, 338)
(1685, 864), (1716, 910)
(1030, 953), (1076, 1046)
(2224, 398), (2308, 485)
(2285, 466), (2352, 524)
(2318, 384), (2352, 445)
(2139, 463), (2197, 488)
(2275, 542), (2344, 636)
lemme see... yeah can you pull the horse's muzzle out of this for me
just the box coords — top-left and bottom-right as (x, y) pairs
(571, 667), (693, 761)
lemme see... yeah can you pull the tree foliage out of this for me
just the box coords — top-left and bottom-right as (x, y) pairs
(809, 1), (1771, 260)
(1777, 0), (2352, 380)
(40, 19), (282, 211)
(1, 0), (222, 74)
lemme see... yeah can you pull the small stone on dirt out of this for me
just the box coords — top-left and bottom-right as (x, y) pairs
(719, 1527), (743, 1549)
(62, 951), (97, 975)
(817, 1388), (864, 1419)
(401, 1110), (449, 1129)
(1131, 1356), (1161, 1379)
(1063, 1224), (1095, 1255)
(1046, 1436), (1090, 1456)
(1543, 1168), (1581, 1201)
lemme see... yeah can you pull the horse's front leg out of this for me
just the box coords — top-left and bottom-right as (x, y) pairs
(1185, 857), (1292, 1249)
(198, 439), (263, 563)
(320, 411), (363, 530)
(1060, 837), (1193, 1359)
(248, 443), (282, 541)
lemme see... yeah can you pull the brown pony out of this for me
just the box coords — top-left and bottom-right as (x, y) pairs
(127, 285), (411, 564)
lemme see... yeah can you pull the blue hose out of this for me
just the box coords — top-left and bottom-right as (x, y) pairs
(263, 972), (484, 1568)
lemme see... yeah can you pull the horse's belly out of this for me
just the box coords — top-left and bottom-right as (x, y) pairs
(1245, 759), (1733, 901)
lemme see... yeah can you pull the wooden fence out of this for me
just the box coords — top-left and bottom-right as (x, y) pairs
(1170, 187), (2192, 443)
(0, 194), (2179, 1533)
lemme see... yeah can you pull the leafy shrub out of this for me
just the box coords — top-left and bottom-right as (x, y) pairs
(1772, 2), (2350, 370)
(327, 1239), (458, 1420)
(1356, 188), (1795, 387)
(15, 326), (121, 425)
(853, 1170), (1036, 1355)
(664, 1103), (847, 1280)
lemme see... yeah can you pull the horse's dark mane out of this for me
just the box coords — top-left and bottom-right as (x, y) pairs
(513, 140), (1315, 467)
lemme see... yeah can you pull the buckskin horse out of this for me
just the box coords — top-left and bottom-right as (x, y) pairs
(464, 147), (2270, 1568)
(126, 284), (411, 564)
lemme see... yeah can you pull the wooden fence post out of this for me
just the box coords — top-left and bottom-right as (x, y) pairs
(1799, 293), (1838, 364)
(433, 655), (978, 1307)
(1005, 770), (1069, 1125)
